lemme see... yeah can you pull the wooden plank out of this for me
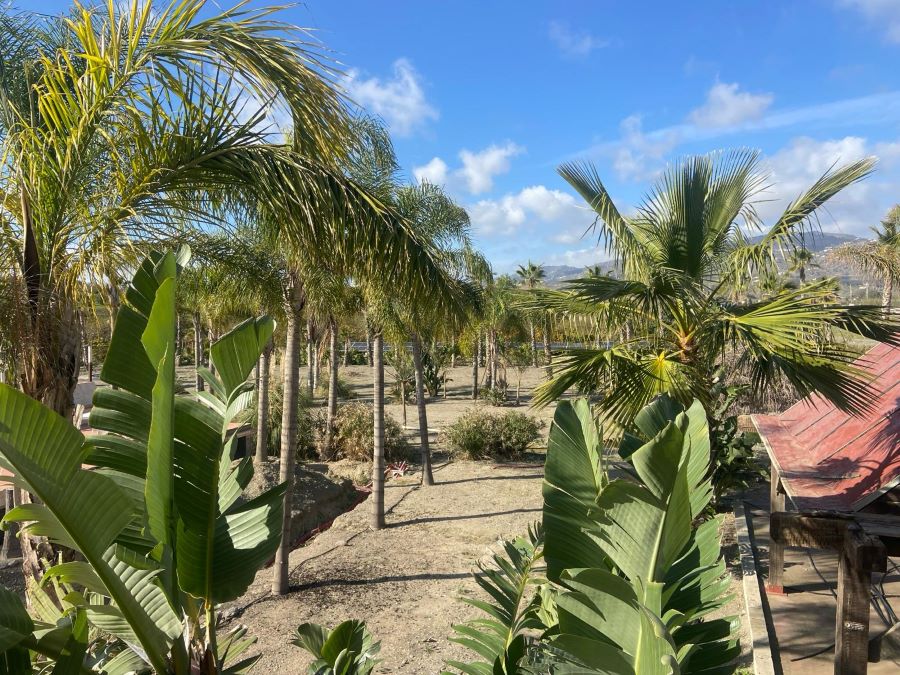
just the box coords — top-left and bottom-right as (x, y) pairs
(767, 470), (787, 593)
(835, 529), (887, 675)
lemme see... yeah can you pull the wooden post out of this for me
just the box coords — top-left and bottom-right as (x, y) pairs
(835, 528), (886, 675)
(767, 469), (787, 593)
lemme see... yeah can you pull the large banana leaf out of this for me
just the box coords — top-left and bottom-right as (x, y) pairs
(542, 399), (607, 582)
(542, 398), (737, 674)
(0, 385), (181, 673)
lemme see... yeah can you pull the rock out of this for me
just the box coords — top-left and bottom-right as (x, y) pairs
(245, 461), (359, 544)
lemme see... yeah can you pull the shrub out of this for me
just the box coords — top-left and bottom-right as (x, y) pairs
(264, 380), (317, 460)
(479, 385), (507, 406)
(443, 409), (542, 460)
(328, 402), (410, 462)
(316, 375), (353, 400)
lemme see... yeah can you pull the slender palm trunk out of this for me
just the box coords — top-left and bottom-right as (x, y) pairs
(411, 334), (434, 486)
(255, 341), (272, 463)
(883, 273), (894, 313)
(364, 316), (373, 367)
(491, 330), (499, 387)
(343, 337), (351, 366)
(371, 330), (386, 529)
(193, 312), (204, 392)
(485, 330), (493, 389)
(1, 489), (13, 559)
(472, 329), (480, 399)
(543, 317), (553, 377)
(306, 317), (315, 394)
(530, 320), (537, 367)
(325, 318), (339, 455)
(273, 281), (304, 595)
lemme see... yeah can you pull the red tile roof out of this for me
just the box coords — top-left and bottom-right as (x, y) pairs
(753, 342), (900, 511)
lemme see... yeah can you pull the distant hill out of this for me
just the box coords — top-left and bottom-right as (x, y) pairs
(747, 231), (864, 252)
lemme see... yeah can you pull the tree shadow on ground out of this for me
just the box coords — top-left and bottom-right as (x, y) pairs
(389, 507), (541, 528)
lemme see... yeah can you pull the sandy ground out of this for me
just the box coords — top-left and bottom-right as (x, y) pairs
(230, 460), (546, 673)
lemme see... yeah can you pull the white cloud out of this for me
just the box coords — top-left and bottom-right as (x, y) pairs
(839, 0), (900, 43)
(458, 142), (524, 194)
(611, 115), (681, 181)
(344, 59), (438, 136)
(414, 142), (524, 195)
(548, 20), (609, 58)
(468, 185), (590, 237)
(545, 246), (609, 268)
(688, 82), (774, 129)
(412, 157), (448, 185)
(758, 136), (896, 235)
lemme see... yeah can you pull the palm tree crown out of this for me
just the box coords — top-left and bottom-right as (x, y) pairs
(528, 150), (897, 422)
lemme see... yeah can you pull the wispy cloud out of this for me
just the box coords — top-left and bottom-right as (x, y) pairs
(566, 90), (900, 169)
(343, 58), (438, 136)
(838, 0), (900, 43)
(688, 82), (773, 128)
(413, 141), (524, 195)
(548, 20), (610, 58)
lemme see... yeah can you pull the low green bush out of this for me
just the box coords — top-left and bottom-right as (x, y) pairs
(328, 401), (410, 462)
(478, 386), (507, 406)
(443, 409), (543, 460)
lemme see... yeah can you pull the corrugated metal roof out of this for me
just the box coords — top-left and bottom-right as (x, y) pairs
(753, 341), (900, 512)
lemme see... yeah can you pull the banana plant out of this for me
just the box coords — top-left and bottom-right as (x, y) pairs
(0, 250), (284, 673)
(543, 398), (738, 674)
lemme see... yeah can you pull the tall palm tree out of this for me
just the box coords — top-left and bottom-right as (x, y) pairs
(516, 261), (545, 367)
(787, 246), (817, 284)
(394, 182), (480, 486)
(831, 205), (900, 311)
(529, 150), (897, 422)
(0, 1), (361, 417)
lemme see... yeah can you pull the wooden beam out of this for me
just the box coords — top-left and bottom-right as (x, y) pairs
(767, 470), (787, 593)
(835, 528), (887, 675)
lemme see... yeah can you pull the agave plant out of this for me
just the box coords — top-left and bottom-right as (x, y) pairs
(0, 250), (284, 673)
(447, 397), (738, 674)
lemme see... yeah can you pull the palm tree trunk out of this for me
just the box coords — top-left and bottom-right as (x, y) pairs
(255, 341), (272, 463)
(371, 330), (386, 529)
(343, 337), (351, 366)
(364, 316), (373, 367)
(451, 334), (457, 368)
(543, 317), (553, 377)
(411, 334), (434, 486)
(273, 280), (304, 595)
(306, 317), (315, 394)
(883, 273), (894, 312)
(485, 330), (493, 389)
(325, 317), (339, 455)
(193, 312), (204, 392)
(530, 320), (537, 368)
(472, 329), (480, 399)
(1, 489), (13, 559)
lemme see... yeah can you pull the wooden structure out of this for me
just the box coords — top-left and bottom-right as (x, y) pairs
(754, 342), (900, 674)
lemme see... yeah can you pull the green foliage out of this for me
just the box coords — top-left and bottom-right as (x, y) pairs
(292, 620), (381, 675)
(386, 347), (416, 403)
(478, 386), (508, 407)
(422, 344), (452, 397)
(445, 525), (546, 675)
(329, 402), (410, 462)
(443, 410), (543, 460)
(257, 378), (317, 460)
(0, 251), (284, 672)
(317, 376), (354, 400)
(544, 398), (737, 673)
(447, 397), (739, 674)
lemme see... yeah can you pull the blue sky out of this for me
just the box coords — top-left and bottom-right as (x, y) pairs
(38, 1), (900, 271)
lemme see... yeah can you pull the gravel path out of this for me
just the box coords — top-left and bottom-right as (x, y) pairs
(231, 460), (545, 673)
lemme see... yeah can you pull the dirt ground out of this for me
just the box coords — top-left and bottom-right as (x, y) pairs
(224, 363), (751, 673)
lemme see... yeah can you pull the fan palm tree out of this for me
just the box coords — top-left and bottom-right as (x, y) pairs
(0, 0), (365, 417)
(516, 261), (545, 367)
(528, 150), (897, 423)
(787, 246), (817, 284)
(831, 205), (900, 311)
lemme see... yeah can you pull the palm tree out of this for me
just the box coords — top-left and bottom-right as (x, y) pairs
(787, 246), (817, 284)
(831, 205), (900, 311)
(529, 150), (897, 422)
(0, 1), (364, 417)
(516, 261), (545, 367)
(394, 182), (479, 486)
